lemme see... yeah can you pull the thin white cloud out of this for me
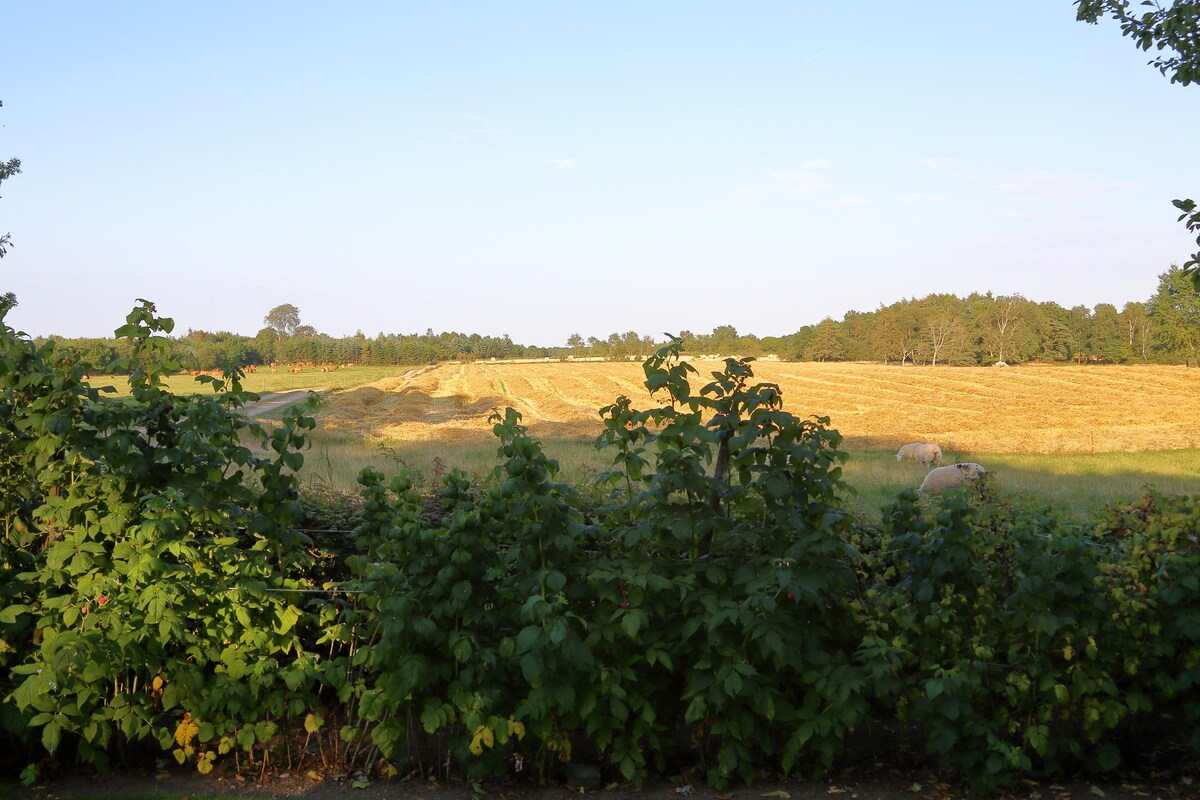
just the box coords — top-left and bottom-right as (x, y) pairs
(548, 158), (577, 169)
(988, 209), (1116, 222)
(990, 170), (1132, 207)
(731, 160), (838, 204)
(916, 157), (958, 171)
(453, 114), (509, 140)
(774, 171), (833, 194)
(992, 169), (1129, 197)
(898, 193), (947, 204)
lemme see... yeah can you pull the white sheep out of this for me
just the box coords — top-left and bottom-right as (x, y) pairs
(918, 462), (988, 494)
(895, 442), (943, 467)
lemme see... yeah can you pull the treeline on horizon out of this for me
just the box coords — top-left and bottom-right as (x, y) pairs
(34, 266), (1200, 373)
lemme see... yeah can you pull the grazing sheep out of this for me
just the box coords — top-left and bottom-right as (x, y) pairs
(895, 442), (943, 466)
(918, 462), (988, 494)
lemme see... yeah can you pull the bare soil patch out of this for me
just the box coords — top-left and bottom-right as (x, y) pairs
(11, 768), (1198, 800)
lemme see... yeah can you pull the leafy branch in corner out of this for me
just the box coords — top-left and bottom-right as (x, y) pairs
(1076, 1), (1200, 287)
(0, 99), (21, 258)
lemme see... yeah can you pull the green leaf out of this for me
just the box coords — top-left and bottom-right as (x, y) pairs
(548, 618), (567, 645)
(284, 668), (305, 691)
(545, 570), (566, 592)
(451, 635), (473, 663)
(1027, 724), (1050, 756)
(620, 609), (646, 639)
(420, 702), (449, 734)
(275, 605), (300, 634)
(13, 672), (48, 711)
(928, 725), (956, 754)
(0, 604), (31, 624)
(516, 625), (541, 651)
(42, 724), (62, 753)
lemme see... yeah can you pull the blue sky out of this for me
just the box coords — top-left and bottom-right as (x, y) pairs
(2, 2), (1198, 346)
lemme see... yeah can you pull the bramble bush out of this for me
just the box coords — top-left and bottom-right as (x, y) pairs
(0, 301), (320, 774)
(2, 309), (1200, 793)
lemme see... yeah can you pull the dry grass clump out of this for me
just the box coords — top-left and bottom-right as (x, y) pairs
(316, 361), (1200, 455)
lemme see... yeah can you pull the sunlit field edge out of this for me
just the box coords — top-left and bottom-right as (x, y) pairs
(208, 361), (1200, 524)
(285, 423), (1200, 524)
(85, 364), (422, 398)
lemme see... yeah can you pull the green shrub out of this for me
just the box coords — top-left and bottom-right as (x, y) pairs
(0, 301), (320, 772)
(4, 311), (1200, 794)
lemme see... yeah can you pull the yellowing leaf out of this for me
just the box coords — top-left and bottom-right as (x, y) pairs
(469, 725), (494, 756)
(507, 716), (526, 741)
(152, 676), (164, 691)
(174, 713), (199, 747)
(1063, 645), (1075, 661)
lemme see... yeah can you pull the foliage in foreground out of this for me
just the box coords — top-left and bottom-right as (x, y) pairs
(1, 304), (1200, 794)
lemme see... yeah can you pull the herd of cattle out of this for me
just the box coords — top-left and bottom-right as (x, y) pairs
(895, 441), (988, 494)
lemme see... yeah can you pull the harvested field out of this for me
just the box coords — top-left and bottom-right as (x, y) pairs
(317, 360), (1200, 454)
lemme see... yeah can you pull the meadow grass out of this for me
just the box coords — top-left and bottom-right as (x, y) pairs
(843, 448), (1200, 522)
(282, 423), (1200, 524)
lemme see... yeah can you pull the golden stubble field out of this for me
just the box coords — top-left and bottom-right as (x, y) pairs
(316, 360), (1200, 454)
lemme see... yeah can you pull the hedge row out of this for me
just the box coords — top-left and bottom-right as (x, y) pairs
(1, 302), (1198, 794)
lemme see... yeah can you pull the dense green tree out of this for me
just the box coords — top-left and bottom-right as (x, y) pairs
(977, 294), (1033, 364)
(871, 300), (922, 364)
(839, 310), (876, 361)
(1147, 264), (1200, 364)
(253, 327), (279, 364)
(803, 318), (844, 362)
(782, 326), (817, 361)
(917, 294), (967, 365)
(1034, 301), (1072, 362)
(1089, 303), (1130, 362)
(264, 303), (302, 337)
(1065, 305), (1094, 364)
(866, 310), (897, 364)
(1120, 301), (1152, 360)
(618, 331), (642, 358)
